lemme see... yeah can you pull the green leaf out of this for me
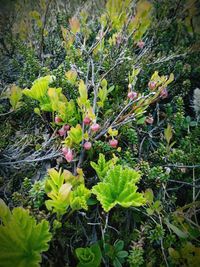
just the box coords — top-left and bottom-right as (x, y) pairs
(0, 199), (11, 224)
(113, 257), (122, 267)
(76, 243), (102, 267)
(101, 79), (107, 88)
(67, 124), (83, 145)
(164, 124), (173, 144)
(114, 240), (124, 252)
(23, 75), (54, 101)
(45, 168), (72, 216)
(0, 199), (52, 267)
(90, 154), (118, 181)
(70, 184), (91, 211)
(65, 69), (77, 85)
(116, 251), (128, 258)
(144, 188), (154, 204)
(108, 127), (118, 137)
(136, 116), (146, 125)
(92, 165), (145, 212)
(166, 221), (188, 239)
(146, 208), (154, 215)
(9, 85), (22, 110)
(78, 80), (88, 106)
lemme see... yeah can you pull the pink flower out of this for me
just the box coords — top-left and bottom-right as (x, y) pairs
(64, 149), (73, 162)
(137, 40), (145, 49)
(128, 91), (138, 100)
(58, 126), (66, 137)
(55, 116), (63, 124)
(148, 81), (157, 90)
(91, 123), (100, 132)
(83, 116), (91, 125)
(58, 125), (70, 137)
(63, 124), (70, 131)
(84, 141), (92, 150)
(146, 116), (154, 124)
(62, 147), (69, 154)
(160, 88), (168, 99)
(109, 139), (118, 148)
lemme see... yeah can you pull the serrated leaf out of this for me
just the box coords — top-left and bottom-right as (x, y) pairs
(92, 165), (145, 212)
(0, 200), (52, 267)
(70, 184), (91, 211)
(90, 153), (118, 181)
(76, 243), (102, 267)
(23, 75), (54, 101)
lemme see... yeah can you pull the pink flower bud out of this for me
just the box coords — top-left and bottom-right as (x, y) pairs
(65, 149), (73, 162)
(128, 91), (137, 100)
(146, 116), (154, 124)
(58, 127), (66, 137)
(62, 147), (69, 154)
(109, 139), (118, 148)
(148, 81), (157, 90)
(160, 88), (168, 99)
(91, 123), (100, 132)
(83, 116), (91, 125)
(84, 141), (92, 150)
(63, 124), (70, 131)
(137, 40), (145, 49)
(55, 116), (63, 124)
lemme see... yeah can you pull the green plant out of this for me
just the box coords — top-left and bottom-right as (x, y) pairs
(127, 247), (144, 267)
(7, 85), (23, 111)
(75, 243), (102, 267)
(92, 165), (145, 212)
(0, 199), (52, 267)
(105, 240), (128, 267)
(90, 153), (118, 181)
(45, 168), (72, 216)
(169, 242), (200, 267)
(23, 75), (77, 124)
(29, 180), (46, 208)
(144, 189), (163, 215)
(147, 166), (170, 182)
(70, 184), (91, 211)
(45, 168), (90, 217)
(148, 224), (165, 243)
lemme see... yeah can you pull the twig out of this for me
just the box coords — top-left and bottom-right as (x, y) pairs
(163, 164), (200, 169)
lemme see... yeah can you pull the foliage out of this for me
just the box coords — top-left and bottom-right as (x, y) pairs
(70, 184), (91, 211)
(0, 0), (200, 266)
(0, 199), (52, 267)
(92, 165), (145, 212)
(75, 243), (102, 267)
(45, 168), (90, 217)
(127, 247), (144, 267)
(169, 242), (200, 267)
(105, 240), (128, 267)
(90, 153), (118, 181)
